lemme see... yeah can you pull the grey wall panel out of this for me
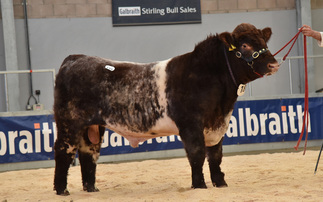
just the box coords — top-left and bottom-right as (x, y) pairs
(0, 21), (6, 111)
(1, 10), (307, 111)
(312, 9), (323, 91)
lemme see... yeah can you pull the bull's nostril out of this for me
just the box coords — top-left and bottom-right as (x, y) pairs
(268, 63), (275, 68)
(268, 63), (279, 69)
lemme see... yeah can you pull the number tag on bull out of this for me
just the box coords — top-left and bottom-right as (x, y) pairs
(105, 65), (115, 71)
(237, 84), (246, 96)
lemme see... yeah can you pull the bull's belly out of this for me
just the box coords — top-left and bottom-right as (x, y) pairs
(105, 110), (232, 148)
(105, 115), (180, 148)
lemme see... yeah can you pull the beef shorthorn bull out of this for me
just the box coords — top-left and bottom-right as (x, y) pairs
(53, 23), (279, 195)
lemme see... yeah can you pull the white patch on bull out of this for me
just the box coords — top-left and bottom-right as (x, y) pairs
(149, 59), (179, 135)
(79, 138), (101, 162)
(204, 110), (233, 147)
(65, 142), (77, 154)
(154, 59), (169, 108)
(106, 58), (147, 67)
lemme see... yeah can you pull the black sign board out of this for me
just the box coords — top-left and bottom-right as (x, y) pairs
(112, 0), (201, 26)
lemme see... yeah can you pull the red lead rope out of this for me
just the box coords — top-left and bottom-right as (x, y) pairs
(273, 27), (310, 154)
(273, 27), (303, 59)
(294, 35), (310, 155)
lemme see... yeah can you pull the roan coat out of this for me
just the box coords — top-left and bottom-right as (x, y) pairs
(53, 23), (280, 195)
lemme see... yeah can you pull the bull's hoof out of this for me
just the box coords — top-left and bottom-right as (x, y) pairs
(56, 189), (70, 196)
(212, 180), (228, 188)
(83, 186), (99, 192)
(191, 182), (207, 189)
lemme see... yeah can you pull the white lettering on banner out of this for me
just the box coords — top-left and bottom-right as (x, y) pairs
(238, 108), (245, 137)
(0, 122), (57, 156)
(297, 105), (307, 133)
(269, 113), (281, 135)
(8, 131), (18, 154)
(42, 123), (53, 152)
(225, 105), (311, 138)
(166, 7), (179, 14)
(19, 130), (33, 154)
(282, 110), (288, 134)
(35, 129), (41, 153)
(246, 108), (259, 136)
(259, 113), (267, 135)
(118, 7), (141, 16)
(226, 116), (238, 138)
(288, 105), (297, 133)
(179, 7), (197, 13)
(156, 136), (168, 143)
(110, 132), (123, 147)
(0, 132), (7, 155)
(120, 6), (198, 17)
(142, 8), (165, 16)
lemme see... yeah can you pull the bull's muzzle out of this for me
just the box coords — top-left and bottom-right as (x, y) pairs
(267, 62), (280, 75)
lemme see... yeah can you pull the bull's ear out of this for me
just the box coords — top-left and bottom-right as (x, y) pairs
(219, 32), (234, 48)
(261, 27), (272, 42)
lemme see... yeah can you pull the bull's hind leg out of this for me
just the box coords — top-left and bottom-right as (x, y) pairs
(179, 125), (207, 189)
(78, 125), (105, 192)
(206, 138), (227, 187)
(54, 133), (77, 195)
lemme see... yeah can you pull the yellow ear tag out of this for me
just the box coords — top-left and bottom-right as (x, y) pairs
(229, 44), (236, 51)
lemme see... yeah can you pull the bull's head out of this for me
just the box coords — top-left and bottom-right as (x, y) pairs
(219, 23), (280, 82)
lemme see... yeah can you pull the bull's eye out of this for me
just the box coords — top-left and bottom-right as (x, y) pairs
(241, 43), (251, 50)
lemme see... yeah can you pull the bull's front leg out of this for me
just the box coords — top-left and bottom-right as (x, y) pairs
(206, 137), (228, 187)
(179, 125), (207, 189)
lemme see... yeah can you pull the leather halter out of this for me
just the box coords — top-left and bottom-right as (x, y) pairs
(223, 47), (247, 96)
(235, 48), (268, 64)
(223, 45), (267, 96)
(223, 46), (238, 87)
(227, 44), (266, 78)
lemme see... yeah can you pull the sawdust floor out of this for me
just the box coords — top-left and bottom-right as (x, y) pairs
(1, 150), (323, 202)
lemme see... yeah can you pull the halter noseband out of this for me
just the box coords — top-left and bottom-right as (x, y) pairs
(234, 47), (268, 64)
(229, 44), (267, 77)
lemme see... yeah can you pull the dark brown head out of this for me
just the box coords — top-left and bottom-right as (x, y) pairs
(219, 23), (279, 80)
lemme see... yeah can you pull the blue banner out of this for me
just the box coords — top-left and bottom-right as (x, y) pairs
(223, 97), (323, 145)
(0, 114), (56, 163)
(0, 97), (322, 164)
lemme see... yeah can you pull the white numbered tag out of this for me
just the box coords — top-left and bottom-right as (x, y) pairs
(105, 65), (115, 71)
(237, 84), (246, 96)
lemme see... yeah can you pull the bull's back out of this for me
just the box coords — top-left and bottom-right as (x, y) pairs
(54, 54), (169, 133)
